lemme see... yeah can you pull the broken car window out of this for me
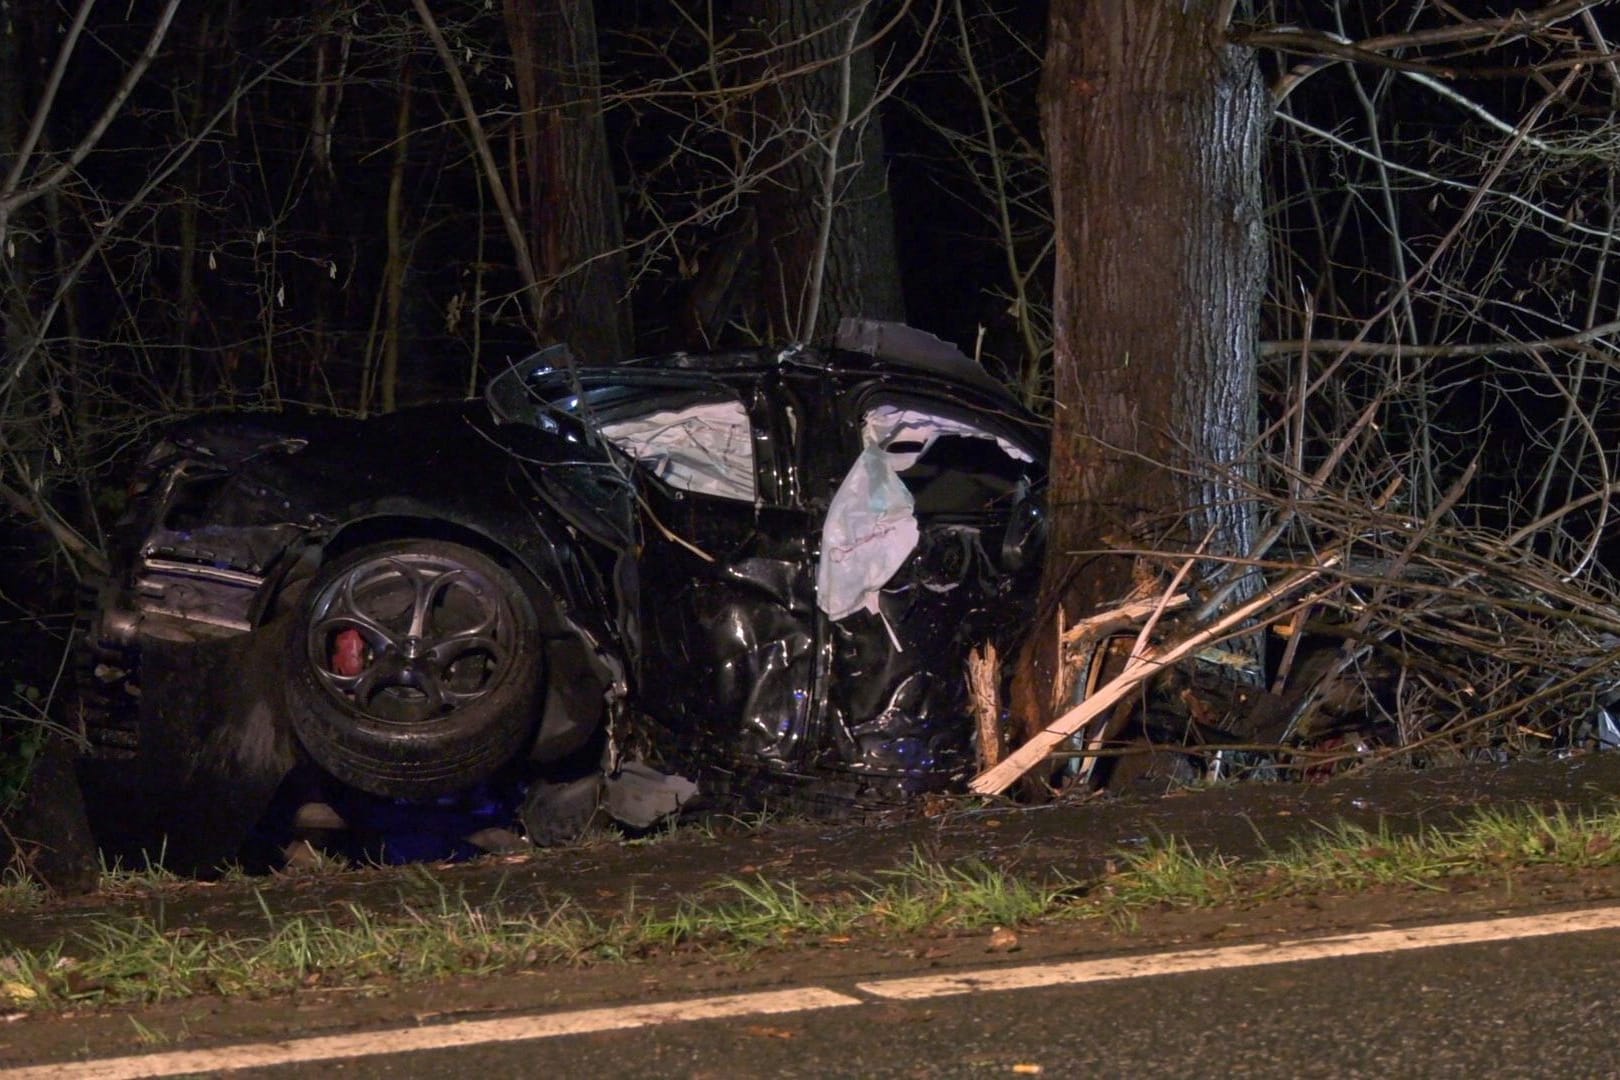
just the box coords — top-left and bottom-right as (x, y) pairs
(891, 434), (1033, 515)
(487, 354), (758, 503)
(598, 399), (757, 503)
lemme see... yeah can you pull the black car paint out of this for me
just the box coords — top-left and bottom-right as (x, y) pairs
(77, 332), (1047, 868)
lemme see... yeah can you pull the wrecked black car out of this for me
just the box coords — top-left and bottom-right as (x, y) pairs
(75, 321), (1047, 869)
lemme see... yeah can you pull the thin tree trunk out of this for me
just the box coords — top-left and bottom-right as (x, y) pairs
(0, 13), (25, 369)
(306, 8), (347, 406)
(1014, 1), (1267, 760)
(175, 7), (212, 410)
(380, 60), (412, 414)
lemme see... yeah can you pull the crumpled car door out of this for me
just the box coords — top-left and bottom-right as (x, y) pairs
(816, 400), (1042, 793)
(596, 381), (824, 772)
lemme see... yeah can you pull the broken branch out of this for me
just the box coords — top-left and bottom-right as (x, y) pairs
(971, 559), (1337, 796)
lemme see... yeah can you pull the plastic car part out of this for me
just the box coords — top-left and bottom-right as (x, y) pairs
(518, 762), (698, 846)
(284, 539), (544, 798)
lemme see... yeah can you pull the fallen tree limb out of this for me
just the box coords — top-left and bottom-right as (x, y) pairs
(967, 642), (1003, 772)
(1059, 592), (1191, 646)
(970, 559), (1337, 796)
(1054, 590), (1191, 715)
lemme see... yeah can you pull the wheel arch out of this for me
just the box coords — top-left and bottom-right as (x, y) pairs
(256, 514), (541, 622)
(266, 514), (556, 620)
(321, 514), (527, 575)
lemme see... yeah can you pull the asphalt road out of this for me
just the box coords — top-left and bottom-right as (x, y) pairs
(16, 904), (1620, 1078)
(275, 915), (1620, 1078)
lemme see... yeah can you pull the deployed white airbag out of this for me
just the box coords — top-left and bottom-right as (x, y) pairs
(600, 401), (756, 502)
(816, 444), (918, 621)
(817, 406), (1029, 622)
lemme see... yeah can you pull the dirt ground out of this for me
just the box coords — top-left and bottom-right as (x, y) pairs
(8, 750), (1620, 954)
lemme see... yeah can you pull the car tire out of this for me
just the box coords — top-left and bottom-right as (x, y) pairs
(285, 539), (543, 799)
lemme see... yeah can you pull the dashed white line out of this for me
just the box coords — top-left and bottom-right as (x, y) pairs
(0, 988), (862, 1080)
(857, 904), (1620, 1000)
(9, 905), (1620, 1078)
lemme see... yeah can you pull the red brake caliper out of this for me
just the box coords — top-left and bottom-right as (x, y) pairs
(331, 628), (368, 677)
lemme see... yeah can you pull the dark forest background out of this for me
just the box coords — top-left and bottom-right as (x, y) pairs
(8, 1), (1620, 790)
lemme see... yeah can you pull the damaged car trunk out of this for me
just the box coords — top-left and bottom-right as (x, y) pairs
(74, 321), (1047, 871)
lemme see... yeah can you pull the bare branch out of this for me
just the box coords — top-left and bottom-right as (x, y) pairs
(411, 0), (545, 334)
(0, 0), (183, 224)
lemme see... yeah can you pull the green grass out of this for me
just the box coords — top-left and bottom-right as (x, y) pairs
(95, 853), (188, 896)
(865, 855), (1074, 932)
(0, 854), (1073, 1009)
(6, 804), (1620, 1011)
(0, 867), (44, 912)
(1085, 804), (1620, 918)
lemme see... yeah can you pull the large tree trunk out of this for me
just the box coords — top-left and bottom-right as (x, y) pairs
(1014, 1), (1267, 755)
(751, 0), (904, 342)
(503, 0), (631, 363)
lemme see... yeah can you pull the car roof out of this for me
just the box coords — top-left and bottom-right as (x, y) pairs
(577, 320), (1020, 405)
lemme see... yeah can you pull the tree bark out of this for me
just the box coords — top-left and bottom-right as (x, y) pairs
(1014, 1), (1268, 756)
(751, 0), (904, 342)
(380, 58), (411, 415)
(503, 0), (631, 363)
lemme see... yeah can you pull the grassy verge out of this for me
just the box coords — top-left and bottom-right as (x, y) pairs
(0, 858), (1066, 1009)
(0, 867), (43, 913)
(4, 804), (1620, 1011)
(1091, 804), (1620, 915)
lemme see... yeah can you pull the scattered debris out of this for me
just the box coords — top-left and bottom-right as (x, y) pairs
(986, 926), (1021, 952)
(973, 561), (1335, 796)
(976, 442), (1620, 795)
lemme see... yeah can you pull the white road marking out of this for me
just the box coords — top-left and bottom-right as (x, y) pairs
(0, 988), (862, 1079)
(7, 904), (1620, 1078)
(859, 904), (1620, 1000)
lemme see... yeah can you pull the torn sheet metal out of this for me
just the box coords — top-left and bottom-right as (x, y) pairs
(862, 405), (1035, 468)
(833, 317), (1012, 398)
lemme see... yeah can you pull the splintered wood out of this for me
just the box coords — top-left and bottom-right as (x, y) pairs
(967, 642), (1003, 771)
(969, 561), (1336, 796)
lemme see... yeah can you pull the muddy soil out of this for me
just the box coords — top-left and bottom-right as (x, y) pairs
(6, 751), (1620, 954)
